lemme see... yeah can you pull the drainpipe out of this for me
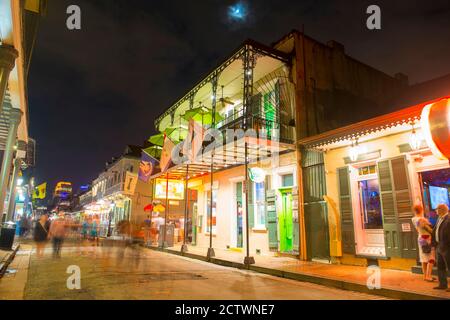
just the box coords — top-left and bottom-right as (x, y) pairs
(294, 30), (308, 261)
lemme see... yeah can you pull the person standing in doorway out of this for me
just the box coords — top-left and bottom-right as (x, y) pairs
(432, 204), (450, 291)
(412, 204), (436, 282)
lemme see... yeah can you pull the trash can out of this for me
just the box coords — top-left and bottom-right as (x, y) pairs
(0, 222), (17, 250)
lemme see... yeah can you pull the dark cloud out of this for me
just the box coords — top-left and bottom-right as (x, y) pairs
(28, 0), (450, 193)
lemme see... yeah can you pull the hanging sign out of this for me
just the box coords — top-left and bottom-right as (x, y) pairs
(248, 167), (266, 183)
(123, 173), (138, 195)
(421, 98), (450, 161)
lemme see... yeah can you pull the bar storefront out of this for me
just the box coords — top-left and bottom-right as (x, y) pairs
(300, 97), (450, 270)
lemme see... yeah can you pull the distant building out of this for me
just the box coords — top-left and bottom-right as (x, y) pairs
(84, 145), (153, 236)
(51, 181), (73, 212)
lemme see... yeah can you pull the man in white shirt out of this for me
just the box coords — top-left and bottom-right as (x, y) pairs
(432, 204), (450, 291)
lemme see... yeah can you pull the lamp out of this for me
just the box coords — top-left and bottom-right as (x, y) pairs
(349, 139), (360, 162)
(409, 124), (421, 151)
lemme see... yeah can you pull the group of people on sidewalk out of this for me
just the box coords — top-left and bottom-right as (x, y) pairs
(32, 212), (102, 258)
(412, 203), (450, 292)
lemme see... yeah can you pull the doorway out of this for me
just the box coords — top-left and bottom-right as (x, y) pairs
(355, 167), (385, 256)
(188, 189), (198, 245)
(279, 187), (293, 253)
(234, 182), (244, 248)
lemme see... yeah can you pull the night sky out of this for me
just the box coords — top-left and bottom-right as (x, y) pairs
(28, 0), (450, 194)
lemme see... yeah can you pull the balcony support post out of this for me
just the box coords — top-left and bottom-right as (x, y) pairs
(181, 165), (189, 254)
(242, 46), (256, 267)
(0, 108), (23, 221)
(207, 72), (219, 260)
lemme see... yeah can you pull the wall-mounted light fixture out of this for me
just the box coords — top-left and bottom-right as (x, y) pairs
(349, 138), (360, 162)
(409, 122), (421, 151)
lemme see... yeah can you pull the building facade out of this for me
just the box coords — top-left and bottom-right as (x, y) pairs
(0, 0), (46, 225)
(83, 145), (153, 236)
(299, 97), (450, 270)
(146, 30), (411, 265)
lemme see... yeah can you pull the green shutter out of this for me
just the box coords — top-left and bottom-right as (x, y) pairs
(337, 167), (356, 254)
(377, 157), (417, 259)
(247, 180), (255, 229)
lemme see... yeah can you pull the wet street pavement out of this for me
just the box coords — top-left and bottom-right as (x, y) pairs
(16, 242), (386, 300)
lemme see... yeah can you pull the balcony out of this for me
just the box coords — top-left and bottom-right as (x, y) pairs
(105, 182), (124, 197)
(149, 40), (296, 179)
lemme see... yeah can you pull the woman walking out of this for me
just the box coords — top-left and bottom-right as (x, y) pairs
(33, 214), (50, 258)
(412, 204), (436, 282)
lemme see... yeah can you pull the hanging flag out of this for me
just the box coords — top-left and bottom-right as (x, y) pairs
(139, 151), (159, 182)
(183, 119), (205, 162)
(33, 182), (47, 200)
(160, 135), (176, 172)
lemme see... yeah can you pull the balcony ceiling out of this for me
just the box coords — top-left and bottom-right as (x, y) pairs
(151, 135), (295, 181)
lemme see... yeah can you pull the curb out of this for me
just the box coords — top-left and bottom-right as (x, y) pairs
(0, 244), (20, 279)
(146, 246), (447, 300)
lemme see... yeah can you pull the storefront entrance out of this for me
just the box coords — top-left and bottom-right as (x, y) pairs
(355, 166), (386, 256)
(420, 168), (450, 225)
(188, 189), (198, 245)
(279, 187), (293, 253)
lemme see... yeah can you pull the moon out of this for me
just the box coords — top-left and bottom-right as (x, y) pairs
(228, 2), (248, 21)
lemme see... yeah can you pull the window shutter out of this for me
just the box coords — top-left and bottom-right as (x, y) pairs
(247, 180), (255, 229)
(337, 167), (356, 254)
(377, 157), (417, 259)
(250, 93), (262, 116)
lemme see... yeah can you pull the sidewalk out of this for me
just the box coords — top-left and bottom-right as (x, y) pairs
(0, 243), (20, 277)
(0, 244), (31, 300)
(147, 243), (450, 300)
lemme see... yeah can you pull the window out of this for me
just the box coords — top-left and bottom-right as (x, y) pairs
(254, 182), (266, 227)
(358, 179), (383, 229)
(282, 174), (294, 187)
(358, 165), (376, 176)
(206, 190), (217, 234)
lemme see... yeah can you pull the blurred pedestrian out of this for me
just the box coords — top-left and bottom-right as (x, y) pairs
(144, 215), (151, 246)
(91, 215), (100, 246)
(33, 214), (50, 258)
(48, 213), (67, 258)
(81, 216), (89, 240)
(432, 204), (450, 291)
(19, 215), (29, 238)
(412, 204), (435, 282)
